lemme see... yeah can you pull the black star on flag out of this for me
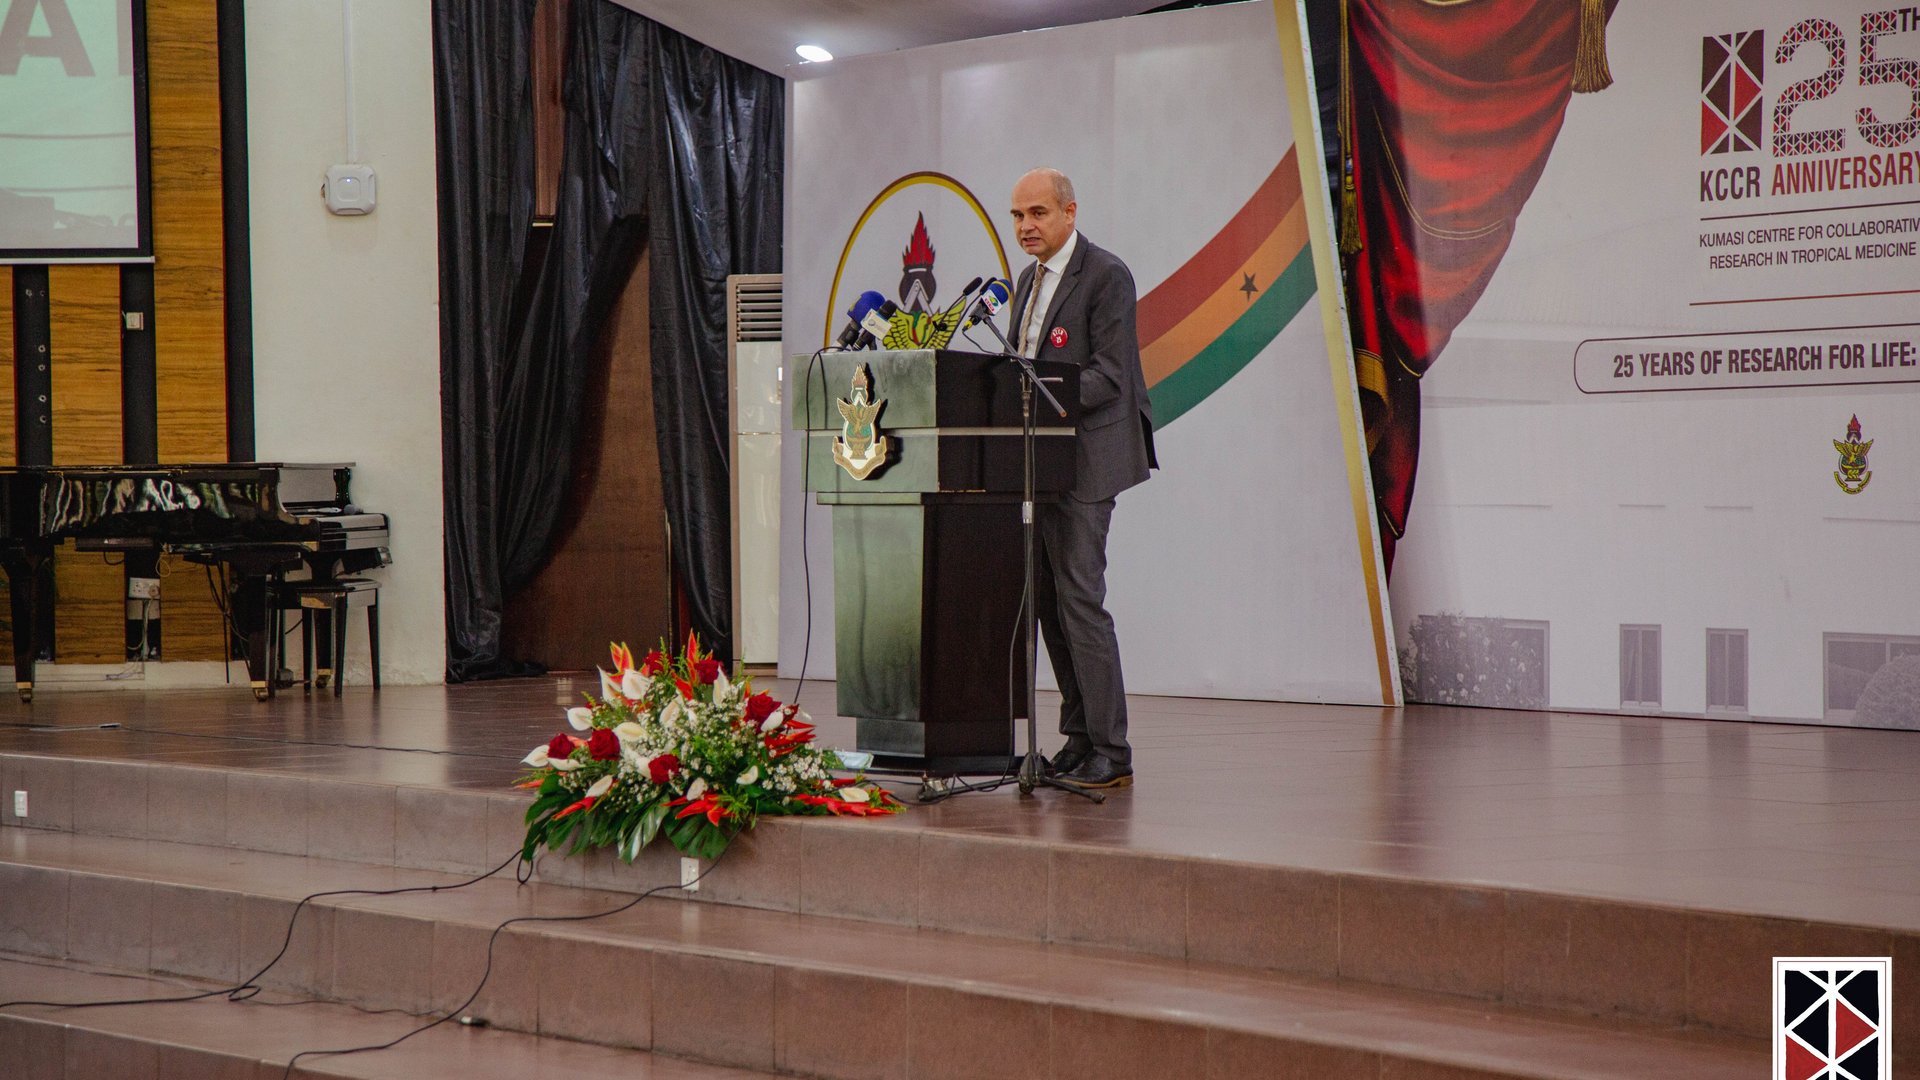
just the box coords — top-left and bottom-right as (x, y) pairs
(1239, 272), (1258, 301)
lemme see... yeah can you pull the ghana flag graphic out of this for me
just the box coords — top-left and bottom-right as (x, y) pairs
(1139, 149), (1313, 428)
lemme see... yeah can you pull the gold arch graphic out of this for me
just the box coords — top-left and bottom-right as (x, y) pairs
(821, 171), (1012, 349)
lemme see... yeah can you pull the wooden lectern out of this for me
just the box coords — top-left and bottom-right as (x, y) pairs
(794, 348), (1080, 771)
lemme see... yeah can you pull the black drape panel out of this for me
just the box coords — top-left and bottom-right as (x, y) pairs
(641, 19), (785, 662)
(433, 0), (539, 680)
(493, 4), (654, 600)
(437, 0), (781, 678)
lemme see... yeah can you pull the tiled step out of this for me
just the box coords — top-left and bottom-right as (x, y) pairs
(5, 749), (1915, 1055)
(0, 956), (780, 1079)
(0, 828), (1768, 1080)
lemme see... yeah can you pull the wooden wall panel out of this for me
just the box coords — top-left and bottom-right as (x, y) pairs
(47, 266), (128, 663)
(146, 0), (227, 465)
(48, 266), (123, 462)
(156, 552), (229, 662)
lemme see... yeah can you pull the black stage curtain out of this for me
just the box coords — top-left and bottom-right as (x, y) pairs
(436, 0), (782, 679)
(639, 17), (784, 662)
(433, 0), (539, 680)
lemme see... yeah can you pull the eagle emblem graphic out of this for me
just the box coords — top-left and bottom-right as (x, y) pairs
(832, 364), (890, 480)
(1833, 414), (1873, 495)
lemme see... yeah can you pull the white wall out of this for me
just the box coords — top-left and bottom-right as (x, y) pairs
(244, 0), (445, 683)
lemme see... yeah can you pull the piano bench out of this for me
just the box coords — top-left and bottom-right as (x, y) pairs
(270, 577), (381, 696)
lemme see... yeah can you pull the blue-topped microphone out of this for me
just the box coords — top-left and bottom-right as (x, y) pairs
(834, 290), (887, 349)
(965, 278), (1012, 329)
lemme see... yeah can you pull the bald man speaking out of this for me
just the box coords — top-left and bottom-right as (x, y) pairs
(1004, 168), (1157, 790)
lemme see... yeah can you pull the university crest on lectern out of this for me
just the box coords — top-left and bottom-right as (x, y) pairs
(833, 364), (889, 480)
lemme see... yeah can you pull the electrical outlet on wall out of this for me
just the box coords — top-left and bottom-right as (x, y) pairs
(128, 577), (161, 600)
(12, 791), (26, 818)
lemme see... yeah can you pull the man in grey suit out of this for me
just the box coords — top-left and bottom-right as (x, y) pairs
(1006, 168), (1157, 790)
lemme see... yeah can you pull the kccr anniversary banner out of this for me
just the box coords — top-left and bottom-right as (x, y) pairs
(1340, 0), (1920, 728)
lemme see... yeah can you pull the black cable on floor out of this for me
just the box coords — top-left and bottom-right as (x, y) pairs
(277, 841), (732, 1079)
(0, 850), (525, 1013)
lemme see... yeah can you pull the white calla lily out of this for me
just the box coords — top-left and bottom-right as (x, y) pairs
(550, 755), (579, 772)
(736, 765), (759, 785)
(685, 777), (707, 801)
(621, 668), (648, 699)
(566, 706), (593, 730)
(585, 775), (613, 798)
(840, 786), (870, 803)
(660, 698), (682, 726)
(759, 711), (784, 733)
(521, 746), (551, 767)
(625, 748), (653, 773)
(613, 720), (645, 743)
(712, 667), (731, 699)
(599, 668), (621, 700)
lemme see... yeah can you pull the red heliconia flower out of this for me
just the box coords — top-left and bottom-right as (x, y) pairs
(796, 793), (886, 817)
(609, 642), (635, 673)
(673, 677), (695, 700)
(743, 692), (779, 724)
(640, 649), (666, 677)
(689, 657), (721, 685)
(545, 732), (576, 761)
(671, 793), (731, 826)
(648, 753), (681, 785)
(553, 795), (597, 820)
(684, 630), (704, 661)
(586, 728), (620, 761)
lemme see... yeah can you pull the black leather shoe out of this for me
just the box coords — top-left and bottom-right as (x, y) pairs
(1048, 746), (1092, 777)
(1057, 755), (1133, 789)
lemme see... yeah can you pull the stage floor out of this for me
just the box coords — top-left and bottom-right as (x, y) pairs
(1, 676), (1915, 932)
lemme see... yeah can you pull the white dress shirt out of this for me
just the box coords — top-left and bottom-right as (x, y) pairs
(1019, 229), (1078, 358)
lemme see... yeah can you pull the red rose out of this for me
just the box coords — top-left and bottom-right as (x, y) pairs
(744, 692), (779, 724)
(640, 650), (666, 677)
(690, 657), (721, 684)
(586, 728), (620, 761)
(648, 753), (681, 785)
(545, 733), (575, 761)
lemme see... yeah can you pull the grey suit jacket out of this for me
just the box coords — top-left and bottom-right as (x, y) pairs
(1009, 233), (1158, 502)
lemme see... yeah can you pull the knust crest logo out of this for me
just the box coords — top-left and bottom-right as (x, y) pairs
(1834, 414), (1873, 494)
(831, 364), (888, 481)
(1702, 30), (1765, 154)
(822, 172), (1010, 353)
(1773, 957), (1891, 1080)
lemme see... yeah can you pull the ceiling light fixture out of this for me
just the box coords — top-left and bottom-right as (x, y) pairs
(795, 44), (833, 63)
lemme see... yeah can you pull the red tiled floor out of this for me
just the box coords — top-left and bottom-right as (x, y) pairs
(3, 678), (1917, 931)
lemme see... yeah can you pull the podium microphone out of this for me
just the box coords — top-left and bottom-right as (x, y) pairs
(855, 299), (898, 349)
(965, 278), (1012, 330)
(834, 291), (887, 349)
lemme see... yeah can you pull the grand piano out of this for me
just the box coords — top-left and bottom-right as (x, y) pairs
(0, 463), (389, 700)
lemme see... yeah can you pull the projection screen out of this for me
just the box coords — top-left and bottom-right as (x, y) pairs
(0, 0), (152, 262)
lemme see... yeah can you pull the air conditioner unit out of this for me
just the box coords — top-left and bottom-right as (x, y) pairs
(727, 273), (783, 668)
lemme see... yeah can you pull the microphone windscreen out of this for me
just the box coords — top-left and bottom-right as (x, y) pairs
(848, 289), (886, 321)
(982, 278), (1011, 313)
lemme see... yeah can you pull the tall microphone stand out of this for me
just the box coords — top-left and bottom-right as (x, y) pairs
(930, 305), (1103, 805)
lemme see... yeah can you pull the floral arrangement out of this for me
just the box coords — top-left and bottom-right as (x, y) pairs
(517, 636), (902, 862)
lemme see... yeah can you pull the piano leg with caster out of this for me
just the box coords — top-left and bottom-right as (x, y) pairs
(2, 544), (51, 702)
(229, 570), (275, 701)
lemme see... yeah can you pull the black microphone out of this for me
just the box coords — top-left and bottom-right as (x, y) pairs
(952, 276), (984, 310)
(835, 290), (886, 349)
(965, 278), (1013, 329)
